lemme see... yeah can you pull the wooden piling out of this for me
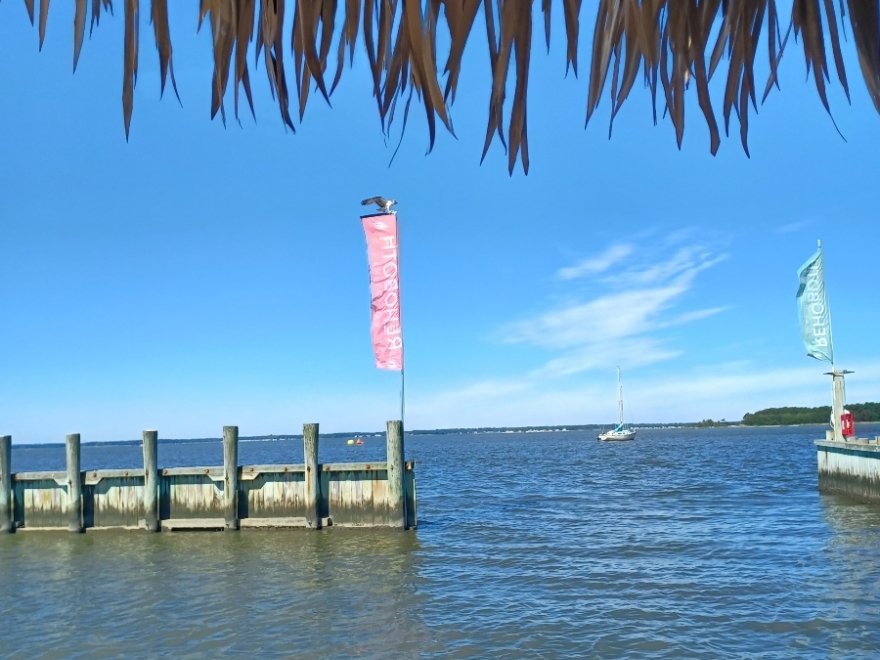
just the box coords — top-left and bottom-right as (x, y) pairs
(142, 430), (159, 532)
(386, 420), (405, 529)
(66, 433), (83, 533)
(0, 435), (12, 533)
(223, 426), (239, 530)
(303, 423), (321, 529)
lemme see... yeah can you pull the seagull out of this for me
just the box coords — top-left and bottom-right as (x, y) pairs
(361, 196), (397, 213)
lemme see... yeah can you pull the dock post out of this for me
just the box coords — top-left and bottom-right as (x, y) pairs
(0, 435), (12, 533)
(142, 430), (159, 532)
(303, 423), (321, 529)
(223, 426), (239, 530)
(386, 420), (405, 529)
(66, 433), (83, 533)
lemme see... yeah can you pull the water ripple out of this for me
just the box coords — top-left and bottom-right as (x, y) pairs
(4, 425), (880, 656)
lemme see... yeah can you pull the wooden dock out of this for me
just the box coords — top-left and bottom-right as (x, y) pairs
(0, 421), (416, 532)
(813, 369), (880, 502)
(817, 432), (880, 502)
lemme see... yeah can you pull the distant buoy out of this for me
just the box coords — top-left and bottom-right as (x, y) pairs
(346, 439), (354, 445)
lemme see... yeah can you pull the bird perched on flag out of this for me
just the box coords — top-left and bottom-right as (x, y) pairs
(361, 196), (397, 213)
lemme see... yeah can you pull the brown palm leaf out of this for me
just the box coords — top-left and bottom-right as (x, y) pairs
(15, 0), (880, 173)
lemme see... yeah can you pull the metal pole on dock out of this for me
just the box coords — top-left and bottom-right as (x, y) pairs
(66, 433), (83, 533)
(223, 426), (240, 530)
(386, 420), (405, 529)
(0, 435), (12, 533)
(142, 430), (159, 532)
(303, 423), (321, 529)
(827, 369), (853, 443)
(831, 371), (845, 443)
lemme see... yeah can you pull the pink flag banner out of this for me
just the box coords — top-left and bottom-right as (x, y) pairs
(362, 213), (404, 371)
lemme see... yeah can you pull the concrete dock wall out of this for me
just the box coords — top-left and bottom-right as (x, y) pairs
(816, 438), (880, 502)
(0, 423), (416, 532)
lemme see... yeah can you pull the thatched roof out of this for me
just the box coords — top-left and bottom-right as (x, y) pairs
(16, 1), (880, 173)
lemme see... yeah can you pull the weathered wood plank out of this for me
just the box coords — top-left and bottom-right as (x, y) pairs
(373, 468), (389, 525)
(163, 474), (224, 519)
(83, 469), (142, 485)
(90, 476), (144, 529)
(405, 464), (417, 530)
(240, 465), (305, 481)
(324, 469), (385, 527)
(327, 470), (343, 524)
(161, 467), (223, 478)
(16, 479), (67, 529)
(321, 462), (386, 472)
(339, 470), (354, 525)
(241, 472), (306, 520)
(239, 516), (309, 528)
(161, 518), (226, 531)
(14, 471), (70, 481)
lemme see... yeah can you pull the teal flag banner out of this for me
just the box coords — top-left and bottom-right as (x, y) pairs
(796, 248), (833, 363)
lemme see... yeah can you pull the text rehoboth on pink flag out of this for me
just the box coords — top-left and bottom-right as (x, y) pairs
(362, 213), (403, 371)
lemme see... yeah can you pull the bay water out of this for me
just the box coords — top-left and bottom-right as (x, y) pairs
(2, 424), (880, 657)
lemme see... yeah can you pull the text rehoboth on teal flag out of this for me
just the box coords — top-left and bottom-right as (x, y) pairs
(796, 248), (833, 363)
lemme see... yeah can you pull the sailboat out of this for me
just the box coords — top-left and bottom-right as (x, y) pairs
(597, 367), (636, 441)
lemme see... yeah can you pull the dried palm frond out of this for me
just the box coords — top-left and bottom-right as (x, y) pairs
(14, 0), (880, 173)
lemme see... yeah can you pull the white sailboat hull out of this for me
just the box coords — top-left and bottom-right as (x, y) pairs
(597, 428), (636, 441)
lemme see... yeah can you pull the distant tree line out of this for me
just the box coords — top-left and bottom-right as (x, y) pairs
(742, 403), (880, 426)
(695, 419), (731, 427)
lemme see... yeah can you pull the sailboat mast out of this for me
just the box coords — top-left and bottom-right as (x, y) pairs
(617, 366), (624, 426)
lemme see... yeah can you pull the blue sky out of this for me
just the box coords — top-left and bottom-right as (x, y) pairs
(2, 4), (879, 442)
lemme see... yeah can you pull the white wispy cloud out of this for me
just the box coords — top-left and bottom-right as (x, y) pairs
(531, 337), (681, 378)
(498, 235), (728, 376)
(557, 243), (633, 280)
(409, 359), (880, 429)
(600, 246), (726, 288)
(776, 220), (812, 234)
